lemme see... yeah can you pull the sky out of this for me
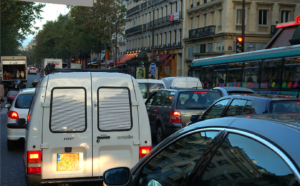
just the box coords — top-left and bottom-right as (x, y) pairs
(22, 3), (69, 47)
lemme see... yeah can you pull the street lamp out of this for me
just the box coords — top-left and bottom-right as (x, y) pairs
(132, 0), (175, 63)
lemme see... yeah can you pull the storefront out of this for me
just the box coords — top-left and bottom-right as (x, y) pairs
(126, 50), (162, 79)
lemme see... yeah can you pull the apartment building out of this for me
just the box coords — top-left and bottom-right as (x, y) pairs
(183, 0), (300, 75)
(125, 0), (185, 77)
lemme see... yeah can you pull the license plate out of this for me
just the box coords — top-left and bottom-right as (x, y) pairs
(57, 153), (80, 171)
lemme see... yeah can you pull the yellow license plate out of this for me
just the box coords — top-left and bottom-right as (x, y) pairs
(57, 153), (80, 171)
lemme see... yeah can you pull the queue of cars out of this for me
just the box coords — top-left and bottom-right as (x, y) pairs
(4, 74), (300, 186)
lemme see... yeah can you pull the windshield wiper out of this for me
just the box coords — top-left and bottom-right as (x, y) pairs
(186, 107), (206, 109)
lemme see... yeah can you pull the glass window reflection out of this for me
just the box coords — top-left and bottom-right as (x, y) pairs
(199, 133), (295, 186)
(138, 131), (219, 186)
(261, 59), (282, 89)
(283, 57), (300, 89)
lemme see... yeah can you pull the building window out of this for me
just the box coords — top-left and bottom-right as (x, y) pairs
(188, 47), (194, 59)
(281, 11), (290, 23)
(208, 43), (213, 52)
(259, 10), (268, 25)
(160, 33), (162, 45)
(210, 11), (214, 25)
(190, 18), (194, 29)
(164, 32), (167, 45)
(203, 14), (207, 27)
(174, 30), (177, 44)
(219, 10), (222, 26)
(236, 9), (242, 25)
(196, 44), (206, 53)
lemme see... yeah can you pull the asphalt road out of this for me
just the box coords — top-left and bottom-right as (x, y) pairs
(1, 100), (27, 186)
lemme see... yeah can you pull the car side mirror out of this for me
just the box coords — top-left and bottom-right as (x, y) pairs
(16, 118), (26, 126)
(190, 115), (200, 123)
(5, 103), (11, 108)
(103, 167), (131, 186)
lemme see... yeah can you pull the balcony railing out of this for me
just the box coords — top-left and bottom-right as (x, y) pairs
(126, 12), (183, 35)
(271, 25), (278, 35)
(127, 5), (139, 16)
(189, 25), (216, 39)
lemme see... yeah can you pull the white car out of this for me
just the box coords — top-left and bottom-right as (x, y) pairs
(136, 79), (165, 102)
(28, 67), (37, 74)
(162, 77), (202, 89)
(25, 72), (151, 185)
(6, 88), (35, 150)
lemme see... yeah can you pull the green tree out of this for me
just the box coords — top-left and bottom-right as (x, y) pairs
(1, 0), (45, 56)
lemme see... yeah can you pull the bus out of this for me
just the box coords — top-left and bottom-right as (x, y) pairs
(188, 45), (300, 95)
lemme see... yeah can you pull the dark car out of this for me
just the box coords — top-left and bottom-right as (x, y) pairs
(145, 88), (221, 143)
(187, 94), (300, 125)
(102, 113), (300, 186)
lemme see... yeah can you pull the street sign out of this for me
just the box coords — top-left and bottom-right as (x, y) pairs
(150, 63), (156, 75)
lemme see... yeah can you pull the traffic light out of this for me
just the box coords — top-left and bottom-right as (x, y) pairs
(71, 58), (75, 62)
(236, 36), (244, 53)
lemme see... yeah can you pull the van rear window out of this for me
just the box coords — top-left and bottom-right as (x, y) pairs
(177, 91), (221, 109)
(15, 94), (34, 109)
(98, 88), (132, 131)
(270, 101), (300, 113)
(50, 88), (86, 133)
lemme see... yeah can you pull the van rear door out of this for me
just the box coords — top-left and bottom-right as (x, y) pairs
(41, 73), (93, 179)
(91, 73), (140, 177)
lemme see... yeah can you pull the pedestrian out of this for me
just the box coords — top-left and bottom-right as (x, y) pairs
(0, 79), (7, 106)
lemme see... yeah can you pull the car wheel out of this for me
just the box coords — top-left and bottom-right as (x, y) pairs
(156, 124), (164, 144)
(7, 140), (15, 151)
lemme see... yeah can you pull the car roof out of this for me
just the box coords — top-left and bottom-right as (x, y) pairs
(19, 88), (36, 94)
(213, 87), (255, 92)
(221, 94), (300, 100)
(136, 79), (164, 84)
(159, 88), (219, 93)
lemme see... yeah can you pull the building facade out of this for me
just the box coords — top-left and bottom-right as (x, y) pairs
(184, 0), (300, 75)
(125, 0), (185, 78)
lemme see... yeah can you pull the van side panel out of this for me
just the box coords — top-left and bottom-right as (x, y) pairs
(41, 73), (93, 179)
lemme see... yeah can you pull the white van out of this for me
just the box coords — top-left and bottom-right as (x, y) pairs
(162, 77), (202, 89)
(24, 72), (151, 185)
(136, 79), (165, 102)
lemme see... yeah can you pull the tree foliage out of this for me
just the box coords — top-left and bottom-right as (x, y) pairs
(1, 0), (45, 56)
(33, 0), (127, 66)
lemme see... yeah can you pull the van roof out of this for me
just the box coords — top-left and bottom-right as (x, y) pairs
(20, 88), (36, 94)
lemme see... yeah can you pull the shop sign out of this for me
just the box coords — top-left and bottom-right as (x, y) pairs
(169, 12), (179, 22)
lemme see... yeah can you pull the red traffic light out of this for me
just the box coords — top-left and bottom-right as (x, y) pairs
(237, 37), (243, 43)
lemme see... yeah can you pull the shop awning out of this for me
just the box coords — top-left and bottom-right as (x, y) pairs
(119, 54), (136, 64)
(159, 55), (170, 61)
(163, 55), (174, 67)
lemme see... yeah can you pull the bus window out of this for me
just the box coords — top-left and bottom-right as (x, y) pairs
(283, 57), (300, 89)
(261, 59), (282, 89)
(213, 65), (227, 88)
(227, 63), (243, 87)
(201, 66), (213, 88)
(243, 61), (260, 88)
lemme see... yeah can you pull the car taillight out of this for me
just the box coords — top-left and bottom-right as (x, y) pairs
(27, 151), (41, 174)
(139, 146), (151, 159)
(170, 111), (181, 123)
(27, 113), (30, 122)
(8, 111), (19, 119)
(297, 102), (300, 105)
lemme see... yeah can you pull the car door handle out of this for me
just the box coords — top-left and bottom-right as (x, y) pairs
(96, 136), (110, 143)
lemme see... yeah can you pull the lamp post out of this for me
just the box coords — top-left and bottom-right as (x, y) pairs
(242, 0), (245, 51)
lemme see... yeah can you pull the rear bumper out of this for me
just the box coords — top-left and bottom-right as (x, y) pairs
(7, 123), (26, 141)
(25, 174), (103, 186)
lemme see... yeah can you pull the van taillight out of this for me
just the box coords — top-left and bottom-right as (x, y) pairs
(170, 111), (181, 123)
(139, 146), (151, 159)
(8, 111), (19, 119)
(27, 113), (30, 122)
(27, 151), (41, 174)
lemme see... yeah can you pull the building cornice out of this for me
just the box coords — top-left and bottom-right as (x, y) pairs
(187, 0), (223, 15)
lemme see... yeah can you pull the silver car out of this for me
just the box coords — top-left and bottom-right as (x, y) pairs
(212, 87), (254, 96)
(145, 88), (221, 143)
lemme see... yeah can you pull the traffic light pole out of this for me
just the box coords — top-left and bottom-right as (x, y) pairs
(242, 0), (245, 52)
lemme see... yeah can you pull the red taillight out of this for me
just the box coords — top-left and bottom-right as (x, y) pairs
(247, 115), (251, 118)
(27, 151), (42, 174)
(194, 92), (207, 93)
(170, 111), (181, 123)
(139, 146), (151, 159)
(297, 102), (300, 105)
(27, 113), (30, 122)
(8, 96), (15, 99)
(8, 111), (19, 119)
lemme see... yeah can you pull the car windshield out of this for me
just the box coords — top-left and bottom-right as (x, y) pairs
(149, 83), (164, 95)
(228, 92), (254, 95)
(31, 67), (36, 70)
(15, 94), (34, 109)
(138, 83), (147, 99)
(176, 91), (221, 109)
(270, 101), (300, 113)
